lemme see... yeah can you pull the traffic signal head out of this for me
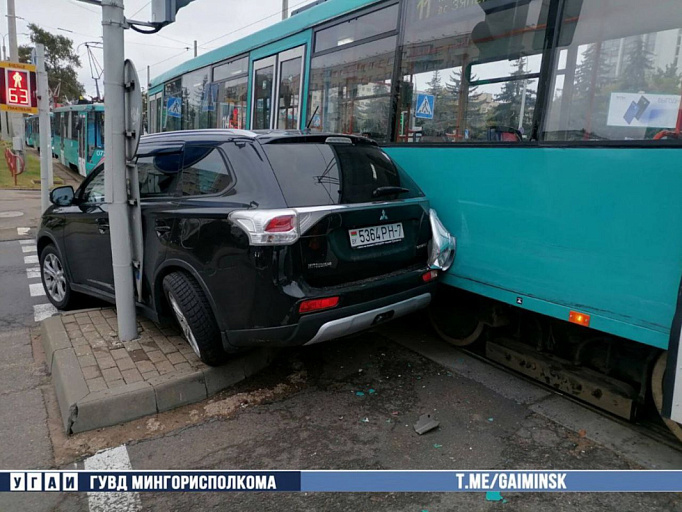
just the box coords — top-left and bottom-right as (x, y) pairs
(151, 0), (194, 25)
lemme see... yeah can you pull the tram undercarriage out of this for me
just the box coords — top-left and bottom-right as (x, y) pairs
(429, 287), (682, 442)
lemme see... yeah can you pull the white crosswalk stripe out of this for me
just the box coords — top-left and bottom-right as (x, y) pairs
(19, 239), (35, 245)
(26, 267), (40, 279)
(24, 255), (38, 265)
(29, 283), (46, 297)
(33, 304), (57, 322)
(21, 245), (37, 253)
(16, 227), (30, 236)
(84, 446), (141, 512)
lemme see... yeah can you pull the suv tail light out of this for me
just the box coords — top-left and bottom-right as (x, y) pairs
(229, 209), (299, 246)
(428, 209), (456, 271)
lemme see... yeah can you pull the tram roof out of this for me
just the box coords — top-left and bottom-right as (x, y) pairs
(149, 0), (380, 90)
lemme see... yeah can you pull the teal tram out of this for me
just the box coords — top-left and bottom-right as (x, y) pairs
(147, 0), (682, 440)
(24, 113), (54, 153)
(24, 115), (39, 147)
(52, 103), (105, 177)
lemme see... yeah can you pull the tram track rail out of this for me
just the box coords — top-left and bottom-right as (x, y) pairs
(458, 342), (682, 453)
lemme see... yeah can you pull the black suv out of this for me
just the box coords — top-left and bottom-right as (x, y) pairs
(39, 130), (455, 365)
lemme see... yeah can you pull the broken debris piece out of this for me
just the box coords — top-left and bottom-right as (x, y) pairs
(414, 413), (440, 435)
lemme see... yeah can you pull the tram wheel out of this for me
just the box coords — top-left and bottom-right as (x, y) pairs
(651, 351), (682, 443)
(428, 304), (485, 347)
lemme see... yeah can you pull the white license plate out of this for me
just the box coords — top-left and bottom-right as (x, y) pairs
(349, 223), (404, 248)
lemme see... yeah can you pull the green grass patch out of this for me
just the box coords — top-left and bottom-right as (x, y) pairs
(0, 143), (63, 189)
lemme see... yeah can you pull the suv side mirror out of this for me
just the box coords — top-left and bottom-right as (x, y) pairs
(50, 186), (75, 206)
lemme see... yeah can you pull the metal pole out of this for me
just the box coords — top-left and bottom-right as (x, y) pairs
(7, 0), (20, 137)
(282, 0), (288, 20)
(102, 0), (138, 341)
(36, 44), (51, 213)
(7, 0), (17, 60)
(193, 40), (197, 58)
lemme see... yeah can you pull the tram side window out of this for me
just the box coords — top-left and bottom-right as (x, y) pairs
(215, 76), (247, 129)
(395, 0), (549, 143)
(163, 78), (183, 132)
(308, 36), (397, 142)
(181, 67), (211, 130)
(54, 113), (61, 138)
(543, 0), (682, 143)
(71, 112), (80, 140)
(307, 4), (399, 142)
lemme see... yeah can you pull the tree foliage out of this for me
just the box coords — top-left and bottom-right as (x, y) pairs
(490, 58), (536, 133)
(18, 23), (85, 103)
(619, 36), (654, 92)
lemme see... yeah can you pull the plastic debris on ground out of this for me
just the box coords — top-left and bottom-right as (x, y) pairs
(414, 413), (440, 435)
(433, 444), (442, 449)
(360, 417), (369, 423)
(355, 391), (365, 396)
(486, 491), (507, 503)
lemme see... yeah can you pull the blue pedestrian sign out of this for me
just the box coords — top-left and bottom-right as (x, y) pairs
(167, 96), (182, 118)
(415, 93), (435, 120)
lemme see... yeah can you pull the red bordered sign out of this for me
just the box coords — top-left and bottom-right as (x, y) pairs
(0, 62), (38, 114)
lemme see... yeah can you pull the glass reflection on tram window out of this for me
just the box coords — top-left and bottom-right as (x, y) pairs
(254, 65), (274, 130)
(277, 57), (302, 130)
(217, 77), (248, 130)
(395, 0), (549, 143)
(543, 0), (682, 143)
(308, 36), (397, 142)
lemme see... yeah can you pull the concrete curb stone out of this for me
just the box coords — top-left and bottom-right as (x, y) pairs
(72, 381), (157, 434)
(51, 348), (90, 433)
(41, 316), (71, 374)
(41, 310), (275, 434)
(151, 370), (207, 413)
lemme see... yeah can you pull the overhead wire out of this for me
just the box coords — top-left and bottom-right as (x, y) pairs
(198, 0), (312, 49)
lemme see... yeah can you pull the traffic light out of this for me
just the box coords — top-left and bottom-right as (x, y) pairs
(151, 0), (195, 25)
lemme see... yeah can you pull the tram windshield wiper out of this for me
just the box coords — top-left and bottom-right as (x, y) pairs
(372, 186), (410, 198)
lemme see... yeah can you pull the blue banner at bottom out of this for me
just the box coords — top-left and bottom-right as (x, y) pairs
(3, 470), (682, 493)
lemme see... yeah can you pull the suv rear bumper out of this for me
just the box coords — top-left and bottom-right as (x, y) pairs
(223, 282), (435, 349)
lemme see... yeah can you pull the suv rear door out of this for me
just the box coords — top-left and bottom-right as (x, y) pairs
(260, 137), (432, 287)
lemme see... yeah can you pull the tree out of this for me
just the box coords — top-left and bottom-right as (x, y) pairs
(356, 83), (391, 139)
(566, 43), (613, 138)
(650, 63), (682, 95)
(574, 43), (612, 98)
(490, 58), (536, 132)
(618, 36), (654, 92)
(444, 68), (486, 136)
(18, 23), (85, 103)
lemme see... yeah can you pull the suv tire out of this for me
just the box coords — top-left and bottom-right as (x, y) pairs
(40, 244), (75, 310)
(163, 271), (226, 366)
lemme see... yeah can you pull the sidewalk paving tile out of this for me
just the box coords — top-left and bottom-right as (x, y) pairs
(42, 308), (273, 433)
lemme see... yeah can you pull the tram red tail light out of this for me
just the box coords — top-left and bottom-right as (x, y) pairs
(569, 310), (590, 327)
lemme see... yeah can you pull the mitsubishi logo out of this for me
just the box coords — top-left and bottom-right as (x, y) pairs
(380, 210), (388, 221)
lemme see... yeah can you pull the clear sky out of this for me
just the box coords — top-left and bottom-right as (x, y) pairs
(14, 0), (318, 97)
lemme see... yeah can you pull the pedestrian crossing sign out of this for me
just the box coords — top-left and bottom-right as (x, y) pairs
(415, 93), (435, 120)
(167, 96), (182, 118)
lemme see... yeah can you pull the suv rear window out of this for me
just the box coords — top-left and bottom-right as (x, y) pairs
(262, 142), (423, 207)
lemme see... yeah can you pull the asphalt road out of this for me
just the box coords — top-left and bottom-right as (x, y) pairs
(31, 329), (682, 512)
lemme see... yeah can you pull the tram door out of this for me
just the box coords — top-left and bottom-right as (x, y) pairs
(251, 46), (305, 130)
(60, 113), (67, 166)
(77, 114), (87, 177)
